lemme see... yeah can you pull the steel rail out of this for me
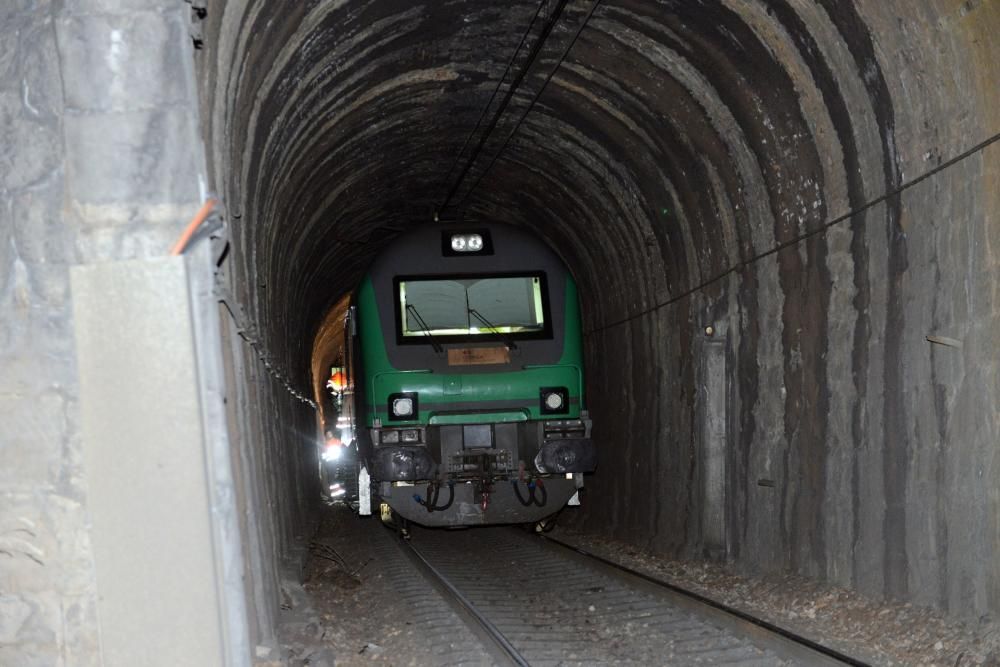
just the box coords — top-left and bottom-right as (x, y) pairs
(399, 537), (530, 667)
(538, 533), (872, 667)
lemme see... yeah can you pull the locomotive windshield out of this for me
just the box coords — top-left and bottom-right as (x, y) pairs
(397, 274), (548, 340)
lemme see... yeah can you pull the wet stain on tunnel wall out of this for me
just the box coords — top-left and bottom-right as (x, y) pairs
(192, 0), (1000, 644)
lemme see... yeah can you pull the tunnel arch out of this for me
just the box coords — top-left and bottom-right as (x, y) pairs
(194, 0), (999, 634)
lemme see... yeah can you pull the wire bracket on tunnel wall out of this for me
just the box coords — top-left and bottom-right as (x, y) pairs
(172, 197), (317, 410)
(213, 283), (318, 410)
(192, 210), (318, 411)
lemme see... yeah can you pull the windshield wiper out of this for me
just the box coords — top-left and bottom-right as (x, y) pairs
(405, 304), (443, 353)
(468, 308), (518, 350)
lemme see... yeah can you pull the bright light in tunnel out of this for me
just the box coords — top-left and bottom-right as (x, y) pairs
(450, 234), (483, 252)
(322, 445), (343, 462)
(392, 397), (414, 417)
(544, 392), (564, 411)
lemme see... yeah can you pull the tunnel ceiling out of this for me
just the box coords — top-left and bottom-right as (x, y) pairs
(196, 0), (996, 381)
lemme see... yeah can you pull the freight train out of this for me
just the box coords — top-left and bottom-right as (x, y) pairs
(346, 223), (594, 528)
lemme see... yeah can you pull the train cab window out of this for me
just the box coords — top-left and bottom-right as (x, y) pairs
(396, 274), (551, 343)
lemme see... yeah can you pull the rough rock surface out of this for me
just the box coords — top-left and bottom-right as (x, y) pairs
(552, 524), (1000, 666)
(284, 505), (1000, 665)
(1, 1), (204, 664)
(195, 0), (1000, 636)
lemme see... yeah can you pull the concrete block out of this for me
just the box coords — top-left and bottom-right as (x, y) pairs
(72, 256), (227, 666)
(56, 10), (191, 112)
(63, 108), (202, 214)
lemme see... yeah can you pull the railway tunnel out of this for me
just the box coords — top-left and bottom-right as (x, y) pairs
(2, 0), (998, 664)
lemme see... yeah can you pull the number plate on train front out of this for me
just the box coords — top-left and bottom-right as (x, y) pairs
(447, 347), (510, 366)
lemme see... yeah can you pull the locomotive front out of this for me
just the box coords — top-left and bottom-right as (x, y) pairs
(352, 223), (595, 527)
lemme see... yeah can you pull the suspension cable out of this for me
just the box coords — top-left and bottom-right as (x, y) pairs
(586, 129), (1000, 335)
(437, 0), (571, 217)
(457, 0), (604, 209)
(437, 0), (550, 206)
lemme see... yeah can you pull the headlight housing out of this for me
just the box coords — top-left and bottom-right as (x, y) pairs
(540, 387), (569, 414)
(442, 230), (492, 256)
(450, 233), (483, 252)
(381, 430), (400, 444)
(388, 392), (418, 420)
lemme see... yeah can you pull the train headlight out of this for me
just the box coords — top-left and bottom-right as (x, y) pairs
(401, 429), (420, 443)
(393, 397), (413, 416)
(450, 233), (483, 252)
(381, 430), (400, 444)
(388, 392), (418, 419)
(540, 387), (569, 414)
(442, 230), (492, 256)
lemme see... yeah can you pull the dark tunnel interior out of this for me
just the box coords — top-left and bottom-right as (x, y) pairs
(190, 0), (999, 646)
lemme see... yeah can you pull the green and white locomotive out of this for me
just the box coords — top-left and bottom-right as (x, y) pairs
(347, 223), (595, 527)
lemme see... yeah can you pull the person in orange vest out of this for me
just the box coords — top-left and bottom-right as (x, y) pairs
(326, 371), (346, 394)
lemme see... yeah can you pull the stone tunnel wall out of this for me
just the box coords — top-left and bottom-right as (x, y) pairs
(0, 1), (215, 663)
(195, 3), (328, 652)
(575, 1), (1000, 618)
(2, 0), (319, 663)
(4, 0), (996, 663)
(194, 0), (999, 623)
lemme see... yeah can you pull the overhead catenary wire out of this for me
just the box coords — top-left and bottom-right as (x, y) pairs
(437, 0), (571, 217)
(456, 0), (604, 209)
(586, 130), (1000, 335)
(437, 0), (551, 205)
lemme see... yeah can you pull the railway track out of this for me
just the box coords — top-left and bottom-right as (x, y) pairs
(397, 525), (869, 666)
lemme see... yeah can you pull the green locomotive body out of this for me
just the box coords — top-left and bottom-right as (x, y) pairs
(350, 223), (594, 527)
